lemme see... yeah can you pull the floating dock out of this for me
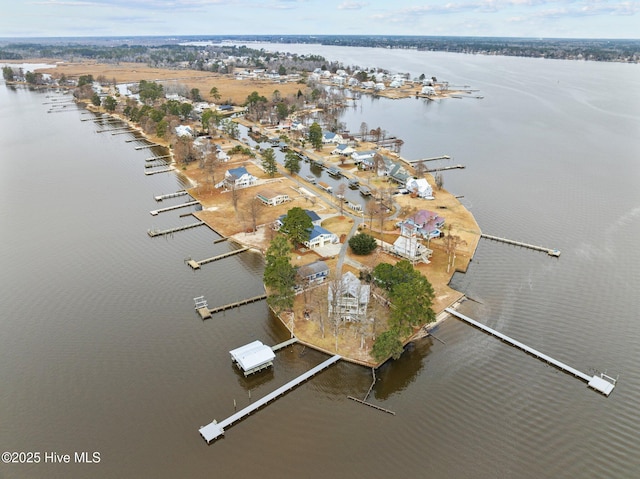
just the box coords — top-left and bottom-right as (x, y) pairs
(150, 200), (199, 216)
(199, 354), (341, 443)
(445, 308), (616, 396)
(187, 247), (249, 269)
(154, 190), (188, 202)
(147, 222), (204, 237)
(481, 233), (560, 256)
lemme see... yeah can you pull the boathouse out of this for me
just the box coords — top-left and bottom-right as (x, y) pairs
(229, 340), (276, 376)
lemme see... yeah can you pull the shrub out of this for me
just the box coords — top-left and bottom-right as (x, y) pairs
(348, 232), (377, 255)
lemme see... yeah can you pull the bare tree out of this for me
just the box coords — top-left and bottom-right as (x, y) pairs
(335, 183), (347, 215)
(435, 172), (444, 190)
(247, 196), (261, 232)
(327, 272), (345, 351)
(359, 121), (369, 141)
(414, 160), (427, 178)
(443, 225), (467, 273)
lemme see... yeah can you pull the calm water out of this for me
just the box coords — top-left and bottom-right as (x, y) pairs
(1, 48), (640, 479)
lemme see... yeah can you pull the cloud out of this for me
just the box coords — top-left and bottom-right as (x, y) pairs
(338, 1), (368, 10)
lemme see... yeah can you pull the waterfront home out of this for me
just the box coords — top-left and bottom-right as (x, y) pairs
(256, 189), (291, 206)
(405, 177), (434, 199)
(332, 144), (355, 156)
(275, 209), (322, 230)
(297, 260), (329, 286)
(351, 150), (376, 164)
(388, 163), (412, 186)
(218, 166), (258, 190)
(396, 210), (444, 239)
(304, 225), (339, 249)
(421, 86), (436, 95)
(328, 271), (370, 321)
(175, 125), (194, 137)
(392, 235), (432, 264)
(322, 131), (345, 145)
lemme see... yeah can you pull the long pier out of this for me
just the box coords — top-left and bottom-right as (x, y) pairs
(199, 354), (341, 443)
(150, 200), (199, 216)
(154, 190), (188, 202)
(147, 222), (204, 237)
(481, 233), (560, 256)
(271, 337), (299, 352)
(403, 155), (451, 164)
(445, 308), (616, 396)
(426, 164), (465, 172)
(187, 247), (250, 269)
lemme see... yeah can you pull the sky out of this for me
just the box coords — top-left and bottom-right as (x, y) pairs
(0, 0), (638, 39)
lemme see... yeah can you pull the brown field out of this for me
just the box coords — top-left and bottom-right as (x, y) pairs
(36, 60), (309, 105)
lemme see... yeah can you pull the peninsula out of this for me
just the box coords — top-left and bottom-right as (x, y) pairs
(10, 48), (481, 367)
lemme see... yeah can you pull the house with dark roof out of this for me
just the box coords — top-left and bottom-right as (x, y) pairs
(297, 260), (329, 285)
(216, 166), (258, 189)
(275, 209), (322, 230)
(304, 225), (338, 249)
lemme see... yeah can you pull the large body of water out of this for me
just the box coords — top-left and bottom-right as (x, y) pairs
(1, 46), (639, 478)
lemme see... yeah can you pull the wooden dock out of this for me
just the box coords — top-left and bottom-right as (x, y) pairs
(271, 337), (298, 352)
(445, 308), (616, 396)
(154, 190), (188, 202)
(481, 234), (560, 256)
(135, 143), (161, 150)
(146, 154), (172, 162)
(147, 222), (204, 237)
(145, 167), (173, 176)
(187, 247), (250, 270)
(198, 293), (268, 317)
(150, 200), (199, 216)
(426, 164), (465, 172)
(199, 354), (341, 443)
(112, 130), (135, 136)
(96, 126), (130, 133)
(402, 155), (451, 164)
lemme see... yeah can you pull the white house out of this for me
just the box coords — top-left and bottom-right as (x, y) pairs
(328, 271), (370, 320)
(351, 150), (376, 163)
(405, 177), (434, 199)
(175, 125), (194, 137)
(322, 131), (345, 144)
(392, 229), (432, 264)
(256, 189), (290, 206)
(218, 166), (257, 189)
(304, 225), (338, 249)
(374, 82), (386, 91)
(332, 144), (355, 156)
(421, 86), (436, 95)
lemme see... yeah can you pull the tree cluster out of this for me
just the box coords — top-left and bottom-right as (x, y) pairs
(263, 235), (296, 313)
(371, 261), (435, 362)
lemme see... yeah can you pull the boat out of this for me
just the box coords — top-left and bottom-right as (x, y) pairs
(304, 175), (316, 184)
(318, 181), (333, 193)
(348, 178), (360, 189)
(327, 167), (342, 178)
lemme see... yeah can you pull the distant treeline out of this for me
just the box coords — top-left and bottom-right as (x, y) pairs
(1, 35), (638, 63)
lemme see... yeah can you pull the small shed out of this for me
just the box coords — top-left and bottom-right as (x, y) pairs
(229, 340), (276, 376)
